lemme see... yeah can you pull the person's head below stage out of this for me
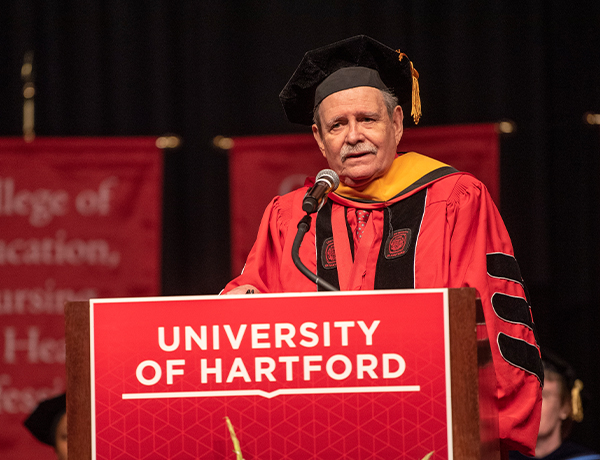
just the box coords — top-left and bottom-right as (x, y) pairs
(539, 351), (581, 455)
(279, 34), (421, 190)
(510, 350), (599, 460)
(24, 393), (68, 460)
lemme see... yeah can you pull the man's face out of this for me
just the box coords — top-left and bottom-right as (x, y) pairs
(312, 86), (403, 188)
(538, 378), (569, 440)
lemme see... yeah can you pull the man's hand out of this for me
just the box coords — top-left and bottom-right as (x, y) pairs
(223, 284), (260, 295)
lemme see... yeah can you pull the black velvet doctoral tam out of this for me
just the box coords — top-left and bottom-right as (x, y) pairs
(279, 35), (415, 125)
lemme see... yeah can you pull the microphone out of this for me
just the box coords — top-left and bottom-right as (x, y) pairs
(302, 169), (340, 214)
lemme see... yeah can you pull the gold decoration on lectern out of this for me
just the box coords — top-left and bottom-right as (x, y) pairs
(225, 416), (244, 460)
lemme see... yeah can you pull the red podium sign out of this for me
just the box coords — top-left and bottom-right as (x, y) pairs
(90, 290), (455, 459)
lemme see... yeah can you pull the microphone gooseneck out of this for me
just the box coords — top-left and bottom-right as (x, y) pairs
(293, 169), (341, 291)
(292, 214), (338, 291)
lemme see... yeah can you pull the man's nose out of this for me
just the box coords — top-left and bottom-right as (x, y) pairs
(346, 120), (365, 144)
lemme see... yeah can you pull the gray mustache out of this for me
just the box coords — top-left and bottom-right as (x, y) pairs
(341, 142), (378, 161)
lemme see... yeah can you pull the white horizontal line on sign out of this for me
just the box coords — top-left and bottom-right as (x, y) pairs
(122, 385), (420, 400)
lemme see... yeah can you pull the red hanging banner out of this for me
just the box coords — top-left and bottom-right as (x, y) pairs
(0, 137), (163, 460)
(229, 124), (500, 276)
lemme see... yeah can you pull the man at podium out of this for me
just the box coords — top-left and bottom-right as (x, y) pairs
(223, 35), (542, 456)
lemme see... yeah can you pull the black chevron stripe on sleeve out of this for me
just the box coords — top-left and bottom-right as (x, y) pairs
(497, 332), (544, 384)
(487, 253), (523, 284)
(491, 293), (534, 329)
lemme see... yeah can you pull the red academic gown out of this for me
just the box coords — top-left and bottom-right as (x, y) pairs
(224, 152), (542, 455)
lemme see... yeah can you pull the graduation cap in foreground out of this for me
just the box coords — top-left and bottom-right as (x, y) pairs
(24, 393), (66, 446)
(279, 35), (421, 125)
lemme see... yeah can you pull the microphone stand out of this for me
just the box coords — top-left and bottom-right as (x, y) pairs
(292, 214), (339, 291)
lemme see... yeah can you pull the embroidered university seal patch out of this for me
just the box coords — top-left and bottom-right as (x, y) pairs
(384, 228), (411, 259)
(321, 237), (336, 269)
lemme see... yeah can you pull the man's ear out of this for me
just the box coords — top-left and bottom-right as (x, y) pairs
(312, 124), (326, 157)
(559, 399), (571, 421)
(393, 105), (404, 146)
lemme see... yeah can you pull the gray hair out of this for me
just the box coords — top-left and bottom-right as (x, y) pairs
(312, 88), (399, 131)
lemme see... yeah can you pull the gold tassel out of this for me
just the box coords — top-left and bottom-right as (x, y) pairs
(224, 416), (244, 459)
(571, 379), (584, 422)
(397, 51), (422, 125)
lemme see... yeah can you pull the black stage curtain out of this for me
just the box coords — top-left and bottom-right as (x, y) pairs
(2, 0), (600, 450)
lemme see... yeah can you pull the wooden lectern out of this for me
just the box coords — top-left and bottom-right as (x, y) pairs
(66, 288), (500, 459)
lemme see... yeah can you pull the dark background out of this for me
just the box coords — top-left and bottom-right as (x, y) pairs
(2, 0), (599, 452)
